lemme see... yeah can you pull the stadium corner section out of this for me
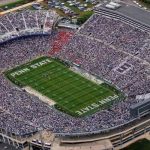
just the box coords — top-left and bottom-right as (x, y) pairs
(5, 56), (124, 117)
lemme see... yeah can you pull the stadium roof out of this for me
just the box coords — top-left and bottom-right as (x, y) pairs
(116, 3), (150, 26)
(99, 2), (150, 27)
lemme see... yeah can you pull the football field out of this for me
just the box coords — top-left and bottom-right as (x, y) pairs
(5, 56), (122, 117)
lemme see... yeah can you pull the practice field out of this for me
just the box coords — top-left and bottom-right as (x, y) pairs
(5, 56), (122, 117)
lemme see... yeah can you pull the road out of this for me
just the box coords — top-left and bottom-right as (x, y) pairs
(0, 0), (18, 5)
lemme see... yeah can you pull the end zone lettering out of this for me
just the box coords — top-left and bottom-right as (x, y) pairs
(76, 95), (119, 116)
(11, 68), (30, 77)
(30, 59), (51, 69)
(11, 58), (52, 77)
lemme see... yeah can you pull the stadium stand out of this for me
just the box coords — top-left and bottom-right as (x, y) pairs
(0, 10), (58, 43)
(49, 31), (74, 56)
(0, 4), (150, 150)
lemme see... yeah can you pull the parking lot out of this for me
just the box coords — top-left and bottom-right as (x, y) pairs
(0, 142), (18, 150)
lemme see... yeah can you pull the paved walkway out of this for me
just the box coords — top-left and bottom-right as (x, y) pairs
(0, 0), (44, 15)
(0, 0), (18, 5)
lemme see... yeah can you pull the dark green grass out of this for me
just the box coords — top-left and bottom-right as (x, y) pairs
(5, 56), (122, 117)
(122, 139), (150, 150)
(0, 0), (33, 10)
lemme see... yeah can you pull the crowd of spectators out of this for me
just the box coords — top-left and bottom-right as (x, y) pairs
(57, 14), (150, 96)
(0, 12), (149, 137)
(0, 10), (58, 43)
(79, 14), (150, 62)
(0, 35), (53, 69)
(0, 72), (136, 136)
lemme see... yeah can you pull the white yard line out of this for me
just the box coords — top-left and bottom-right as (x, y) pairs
(23, 86), (56, 106)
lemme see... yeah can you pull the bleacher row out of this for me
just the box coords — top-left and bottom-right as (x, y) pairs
(0, 10), (58, 43)
(94, 7), (150, 32)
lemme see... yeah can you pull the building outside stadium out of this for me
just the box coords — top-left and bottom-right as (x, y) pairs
(0, 1), (149, 150)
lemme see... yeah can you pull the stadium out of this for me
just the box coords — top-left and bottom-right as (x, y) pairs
(0, 1), (150, 150)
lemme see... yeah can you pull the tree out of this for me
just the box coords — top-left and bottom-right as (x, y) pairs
(141, 0), (150, 3)
(77, 11), (93, 25)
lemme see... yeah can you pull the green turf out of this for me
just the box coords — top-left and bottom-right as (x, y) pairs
(5, 56), (122, 117)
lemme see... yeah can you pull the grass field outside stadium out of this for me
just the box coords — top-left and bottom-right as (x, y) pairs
(5, 56), (123, 117)
(122, 139), (150, 150)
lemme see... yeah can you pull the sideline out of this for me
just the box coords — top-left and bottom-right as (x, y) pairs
(23, 86), (56, 106)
